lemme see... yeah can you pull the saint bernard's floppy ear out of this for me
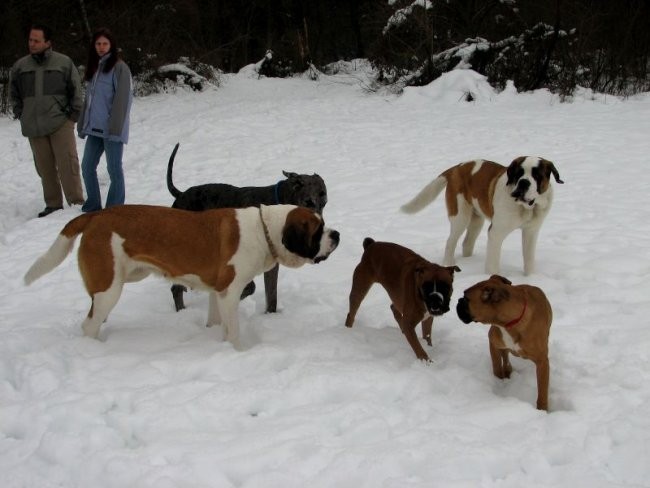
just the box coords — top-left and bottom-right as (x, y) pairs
(281, 207), (323, 259)
(540, 159), (564, 184)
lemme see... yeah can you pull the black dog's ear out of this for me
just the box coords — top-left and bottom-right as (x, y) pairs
(282, 170), (305, 189)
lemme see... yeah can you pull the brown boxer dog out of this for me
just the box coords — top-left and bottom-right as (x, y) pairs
(345, 238), (460, 361)
(456, 275), (552, 411)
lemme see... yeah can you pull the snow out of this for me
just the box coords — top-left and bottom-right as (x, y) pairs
(1, 67), (650, 487)
(383, 1), (433, 35)
(402, 69), (497, 102)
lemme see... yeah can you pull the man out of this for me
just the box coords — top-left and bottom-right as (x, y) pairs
(10, 24), (85, 218)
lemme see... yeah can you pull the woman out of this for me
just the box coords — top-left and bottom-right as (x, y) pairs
(78, 28), (133, 212)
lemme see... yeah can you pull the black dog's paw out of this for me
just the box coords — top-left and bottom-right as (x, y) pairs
(172, 284), (188, 311)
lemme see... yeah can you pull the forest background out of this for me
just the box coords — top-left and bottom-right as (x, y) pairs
(1, 0), (649, 112)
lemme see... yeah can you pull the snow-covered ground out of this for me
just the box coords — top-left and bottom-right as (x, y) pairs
(1, 65), (649, 487)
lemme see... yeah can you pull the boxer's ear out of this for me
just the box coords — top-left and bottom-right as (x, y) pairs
(481, 287), (493, 302)
(481, 286), (510, 303)
(489, 274), (511, 285)
(493, 287), (510, 302)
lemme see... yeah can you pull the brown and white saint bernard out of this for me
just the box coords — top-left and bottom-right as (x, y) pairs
(401, 157), (563, 275)
(24, 204), (340, 347)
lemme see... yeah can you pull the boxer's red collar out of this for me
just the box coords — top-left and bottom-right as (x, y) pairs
(503, 299), (527, 329)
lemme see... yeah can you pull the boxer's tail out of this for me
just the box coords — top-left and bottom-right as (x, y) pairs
(362, 237), (375, 250)
(400, 176), (447, 214)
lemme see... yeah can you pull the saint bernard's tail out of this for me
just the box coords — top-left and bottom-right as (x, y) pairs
(24, 214), (93, 285)
(400, 176), (448, 214)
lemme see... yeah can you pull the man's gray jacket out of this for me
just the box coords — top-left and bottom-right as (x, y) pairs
(10, 48), (83, 138)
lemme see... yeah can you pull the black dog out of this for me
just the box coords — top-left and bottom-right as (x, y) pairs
(166, 143), (328, 313)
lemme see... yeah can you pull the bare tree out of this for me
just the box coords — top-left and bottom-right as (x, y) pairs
(78, 0), (92, 38)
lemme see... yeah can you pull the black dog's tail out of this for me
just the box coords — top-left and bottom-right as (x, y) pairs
(362, 237), (375, 250)
(166, 143), (182, 198)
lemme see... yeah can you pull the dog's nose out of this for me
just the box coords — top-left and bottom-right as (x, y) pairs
(430, 291), (444, 308)
(511, 179), (531, 198)
(330, 230), (340, 245)
(456, 297), (473, 324)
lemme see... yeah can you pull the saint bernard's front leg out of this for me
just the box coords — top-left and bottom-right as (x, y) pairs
(521, 205), (550, 275)
(207, 289), (242, 350)
(220, 292), (242, 350)
(521, 224), (541, 276)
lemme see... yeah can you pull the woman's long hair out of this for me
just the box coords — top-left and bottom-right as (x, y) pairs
(84, 28), (120, 81)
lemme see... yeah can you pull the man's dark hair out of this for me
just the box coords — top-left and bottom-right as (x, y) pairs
(30, 23), (53, 41)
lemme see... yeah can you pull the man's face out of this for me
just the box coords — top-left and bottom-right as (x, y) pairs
(28, 29), (51, 55)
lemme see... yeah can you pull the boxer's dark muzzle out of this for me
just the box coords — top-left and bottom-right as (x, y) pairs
(420, 281), (451, 316)
(456, 297), (474, 324)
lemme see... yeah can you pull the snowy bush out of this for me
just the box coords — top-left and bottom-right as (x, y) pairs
(133, 57), (221, 96)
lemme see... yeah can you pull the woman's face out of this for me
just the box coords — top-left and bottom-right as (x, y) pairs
(95, 36), (111, 57)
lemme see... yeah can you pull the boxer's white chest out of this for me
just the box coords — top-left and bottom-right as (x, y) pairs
(496, 326), (521, 353)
